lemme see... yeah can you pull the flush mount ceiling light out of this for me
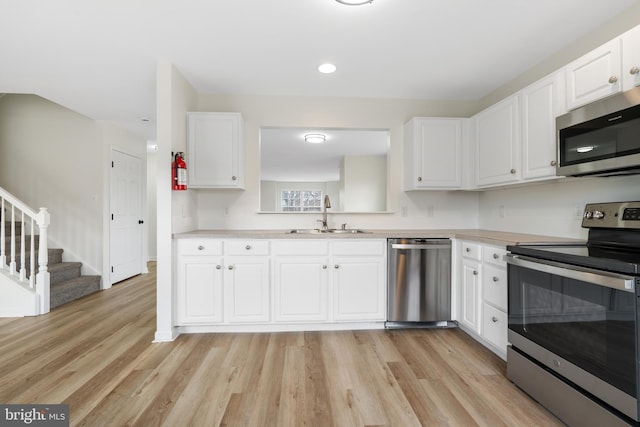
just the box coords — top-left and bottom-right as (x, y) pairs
(335, 0), (374, 5)
(305, 134), (326, 144)
(318, 63), (337, 74)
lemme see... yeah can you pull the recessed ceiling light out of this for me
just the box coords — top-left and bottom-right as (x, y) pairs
(305, 134), (326, 144)
(318, 63), (337, 74)
(335, 0), (374, 5)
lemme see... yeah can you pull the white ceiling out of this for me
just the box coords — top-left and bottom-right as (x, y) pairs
(1, 0), (638, 140)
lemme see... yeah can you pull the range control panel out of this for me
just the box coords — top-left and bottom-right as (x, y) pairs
(582, 201), (640, 229)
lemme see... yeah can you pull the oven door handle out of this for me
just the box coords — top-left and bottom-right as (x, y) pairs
(506, 254), (636, 292)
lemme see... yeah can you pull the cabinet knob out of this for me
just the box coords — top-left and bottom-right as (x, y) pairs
(492, 316), (498, 323)
(245, 245), (251, 250)
(322, 265), (327, 269)
(417, 176), (422, 182)
(465, 248), (471, 253)
(550, 160), (557, 166)
(198, 245), (205, 250)
(630, 66), (640, 75)
(608, 75), (618, 84)
(510, 168), (516, 174)
(493, 276), (499, 282)
(334, 265), (340, 269)
(228, 265), (234, 270)
(216, 265), (222, 270)
(231, 176), (237, 181)
(473, 270), (478, 276)
(492, 253), (499, 259)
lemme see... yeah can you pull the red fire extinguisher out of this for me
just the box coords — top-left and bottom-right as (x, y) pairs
(172, 152), (187, 190)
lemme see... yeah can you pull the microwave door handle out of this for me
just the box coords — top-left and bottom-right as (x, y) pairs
(506, 254), (635, 292)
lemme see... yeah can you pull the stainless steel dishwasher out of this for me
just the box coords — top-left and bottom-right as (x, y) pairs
(386, 238), (454, 328)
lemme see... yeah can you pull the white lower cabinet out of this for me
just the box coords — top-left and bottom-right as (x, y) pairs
(176, 237), (386, 329)
(456, 240), (508, 360)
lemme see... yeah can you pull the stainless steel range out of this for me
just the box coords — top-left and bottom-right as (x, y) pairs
(506, 201), (640, 427)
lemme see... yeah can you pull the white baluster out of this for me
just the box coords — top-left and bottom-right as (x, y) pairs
(9, 205), (15, 274)
(19, 211), (26, 281)
(29, 217), (35, 288)
(0, 198), (5, 268)
(36, 207), (50, 314)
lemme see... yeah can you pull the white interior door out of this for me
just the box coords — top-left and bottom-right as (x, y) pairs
(110, 149), (143, 284)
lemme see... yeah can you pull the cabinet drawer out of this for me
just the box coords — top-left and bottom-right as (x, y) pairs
(272, 240), (329, 256)
(482, 264), (507, 311)
(178, 239), (223, 256)
(461, 242), (481, 260)
(482, 245), (507, 266)
(332, 239), (385, 256)
(225, 240), (270, 256)
(482, 303), (507, 351)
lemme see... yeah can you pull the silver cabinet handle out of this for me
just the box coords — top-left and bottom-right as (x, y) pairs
(228, 265), (234, 270)
(216, 265), (221, 270)
(417, 176), (422, 182)
(245, 245), (251, 250)
(492, 316), (498, 323)
(630, 66), (640, 75)
(493, 276), (499, 282)
(334, 265), (339, 269)
(231, 176), (237, 181)
(198, 245), (205, 250)
(550, 160), (557, 166)
(510, 168), (516, 174)
(322, 265), (327, 269)
(465, 247), (471, 252)
(492, 253), (499, 259)
(473, 270), (478, 276)
(609, 76), (618, 84)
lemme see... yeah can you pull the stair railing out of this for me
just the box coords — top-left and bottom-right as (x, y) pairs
(0, 186), (50, 314)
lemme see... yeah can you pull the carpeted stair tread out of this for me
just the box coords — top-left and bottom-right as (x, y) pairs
(50, 275), (101, 309)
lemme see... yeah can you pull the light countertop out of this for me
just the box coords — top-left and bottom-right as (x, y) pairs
(173, 229), (582, 247)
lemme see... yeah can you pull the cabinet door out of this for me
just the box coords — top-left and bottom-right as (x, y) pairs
(224, 257), (270, 323)
(404, 118), (463, 189)
(274, 257), (328, 322)
(481, 303), (508, 357)
(521, 72), (564, 180)
(566, 39), (622, 110)
(187, 112), (244, 189)
(622, 25), (640, 90)
(474, 95), (520, 186)
(459, 259), (481, 332)
(332, 256), (385, 321)
(176, 256), (223, 324)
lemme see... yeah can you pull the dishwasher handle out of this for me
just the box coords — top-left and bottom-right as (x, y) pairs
(391, 243), (451, 250)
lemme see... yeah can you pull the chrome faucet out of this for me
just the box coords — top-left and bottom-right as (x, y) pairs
(318, 195), (331, 230)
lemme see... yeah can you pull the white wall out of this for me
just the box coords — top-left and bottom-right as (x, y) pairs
(0, 95), (148, 278)
(342, 155), (386, 212)
(155, 62), (198, 341)
(478, 176), (640, 240)
(194, 93), (481, 231)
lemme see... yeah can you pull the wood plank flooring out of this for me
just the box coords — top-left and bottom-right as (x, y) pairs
(0, 262), (563, 426)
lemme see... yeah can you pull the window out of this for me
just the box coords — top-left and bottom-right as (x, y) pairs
(281, 190), (322, 212)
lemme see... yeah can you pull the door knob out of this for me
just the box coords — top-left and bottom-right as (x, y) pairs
(138, 220), (144, 224)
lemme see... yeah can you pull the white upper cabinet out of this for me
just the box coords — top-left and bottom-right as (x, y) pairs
(473, 94), (521, 187)
(622, 25), (640, 89)
(566, 39), (622, 110)
(520, 71), (565, 180)
(403, 117), (465, 190)
(187, 112), (244, 189)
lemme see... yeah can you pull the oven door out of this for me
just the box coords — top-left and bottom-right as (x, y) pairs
(506, 254), (639, 421)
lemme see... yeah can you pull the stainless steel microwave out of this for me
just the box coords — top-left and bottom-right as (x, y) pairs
(556, 87), (640, 177)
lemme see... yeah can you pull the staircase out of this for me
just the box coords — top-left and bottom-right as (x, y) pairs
(0, 186), (102, 316)
(8, 221), (101, 310)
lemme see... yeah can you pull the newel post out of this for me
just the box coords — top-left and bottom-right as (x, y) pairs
(35, 207), (50, 314)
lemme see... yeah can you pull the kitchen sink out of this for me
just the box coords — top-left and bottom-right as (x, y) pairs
(286, 228), (369, 234)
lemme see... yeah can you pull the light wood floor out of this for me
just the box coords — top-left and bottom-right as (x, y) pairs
(0, 262), (562, 426)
